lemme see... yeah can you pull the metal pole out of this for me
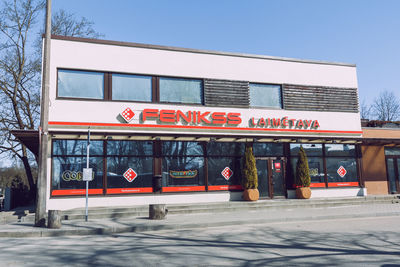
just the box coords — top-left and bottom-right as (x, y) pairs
(35, 0), (51, 227)
(85, 128), (90, 222)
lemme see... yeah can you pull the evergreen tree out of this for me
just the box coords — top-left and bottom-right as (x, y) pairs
(242, 145), (258, 189)
(295, 146), (311, 187)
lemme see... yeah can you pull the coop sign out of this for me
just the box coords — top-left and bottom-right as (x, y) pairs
(119, 107), (320, 130)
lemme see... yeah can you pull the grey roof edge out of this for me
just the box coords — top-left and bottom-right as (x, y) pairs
(51, 35), (356, 67)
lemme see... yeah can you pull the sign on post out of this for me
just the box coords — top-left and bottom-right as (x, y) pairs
(82, 168), (93, 181)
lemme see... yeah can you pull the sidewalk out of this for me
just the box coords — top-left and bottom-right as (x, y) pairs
(1, 202), (400, 238)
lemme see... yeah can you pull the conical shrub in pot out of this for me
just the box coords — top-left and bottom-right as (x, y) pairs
(242, 145), (259, 201)
(295, 146), (311, 199)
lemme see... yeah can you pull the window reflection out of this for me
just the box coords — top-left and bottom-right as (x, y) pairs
(112, 74), (152, 101)
(58, 69), (104, 99)
(250, 83), (282, 108)
(159, 77), (202, 104)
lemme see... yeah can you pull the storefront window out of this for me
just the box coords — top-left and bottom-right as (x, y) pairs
(253, 143), (283, 156)
(106, 141), (153, 194)
(250, 83), (282, 108)
(289, 143), (359, 188)
(325, 144), (355, 157)
(53, 139), (103, 156)
(385, 147), (400, 156)
(290, 157), (325, 186)
(51, 140), (104, 196)
(162, 142), (205, 192)
(207, 142), (244, 190)
(58, 69), (104, 99)
(112, 74), (152, 102)
(290, 144), (322, 157)
(159, 77), (203, 104)
(326, 157), (358, 186)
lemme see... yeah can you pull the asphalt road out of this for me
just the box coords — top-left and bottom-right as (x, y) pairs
(1, 216), (400, 267)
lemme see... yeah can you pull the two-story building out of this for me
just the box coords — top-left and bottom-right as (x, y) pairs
(15, 35), (371, 210)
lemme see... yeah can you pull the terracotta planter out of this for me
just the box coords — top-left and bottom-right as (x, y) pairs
(243, 188), (259, 201)
(296, 187), (311, 199)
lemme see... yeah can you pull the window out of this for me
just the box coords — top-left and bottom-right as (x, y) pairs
(290, 157), (325, 184)
(325, 144), (358, 186)
(51, 140), (104, 196)
(106, 141), (153, 194)
(207, 142), (244, 190)
(250, 83), (282, 108)
(159, 77), (203, 104)
(253, 143), (284, 156)
(326, 157), (357, 185)
(112, 74), (152, 101)
(51, 140), (154, 196)
(58, 70), (104, 99)
(289, 143), (359, 188)
(162, 142), (205, 192)
(385, 147), (400, 156)
(290, 144), (323, 186)
(57, 69), (204, 104)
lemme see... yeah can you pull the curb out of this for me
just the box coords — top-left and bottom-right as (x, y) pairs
(1, 211), (400, 238)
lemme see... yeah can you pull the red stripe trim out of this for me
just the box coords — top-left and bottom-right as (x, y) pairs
(106, 187), (153, 194)
(162, 186), (205, 192)
(310, 183), (326, 188)
(48, 121), (363, 135)
(51, 189), (103, 196)
(328, 182), (359, 187)
(208, 185), (243, 191)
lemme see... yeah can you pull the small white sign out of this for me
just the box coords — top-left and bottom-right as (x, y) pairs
(82, 168), (93, 181)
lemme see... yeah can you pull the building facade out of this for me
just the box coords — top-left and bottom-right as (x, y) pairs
(19, 36), (372, 210)
(361, 121), (400, 195)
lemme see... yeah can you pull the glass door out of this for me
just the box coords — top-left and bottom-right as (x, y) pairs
(256, 159), (270, 198)
(386, 157), (400, 194)
(256, 158), (286, 198)
(271, 158), (286, 197)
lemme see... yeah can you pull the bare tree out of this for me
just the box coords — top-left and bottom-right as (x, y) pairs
(51, 9), (103, 38)
(0, 0), (102, 202)
(360, 98), (372, 120)
(371, 90), (400, 121)
(0, 0), (44, 197)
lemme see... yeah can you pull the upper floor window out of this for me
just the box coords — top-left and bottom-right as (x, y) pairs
(249, 83), (282, 109)
(58, 69), (104, 99)
(112, 74), (152, 102)
(159, 77), (203, 104)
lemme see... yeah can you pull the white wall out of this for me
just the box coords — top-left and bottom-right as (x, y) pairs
(47, 38), (361, 137)
(49, 39), (358, 103)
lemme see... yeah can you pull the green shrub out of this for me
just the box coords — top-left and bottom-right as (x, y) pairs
(295, 146), (311, 187)
(242, 145), (258, 189)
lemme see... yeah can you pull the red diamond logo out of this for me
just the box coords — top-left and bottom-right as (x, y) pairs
(120, 108), (135, 122)
(221, 167), (233, 180)
(123, 168), (137, 182)
(337, 166), (347, 178)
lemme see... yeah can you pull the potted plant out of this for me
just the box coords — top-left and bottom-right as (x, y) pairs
(242, 145), (259, 201)
(295, 146), (311, 199)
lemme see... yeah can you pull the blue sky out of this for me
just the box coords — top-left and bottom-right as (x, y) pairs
(52, 0), (400, 105)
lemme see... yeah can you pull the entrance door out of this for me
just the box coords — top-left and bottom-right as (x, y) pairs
(256, 158), (286, 198)
(386, 157), (400, 194)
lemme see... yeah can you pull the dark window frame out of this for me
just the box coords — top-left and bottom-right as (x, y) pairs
(289, 143), (360, 188)
(56, 68), (204, 105)
(50, 139), (155, 197)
